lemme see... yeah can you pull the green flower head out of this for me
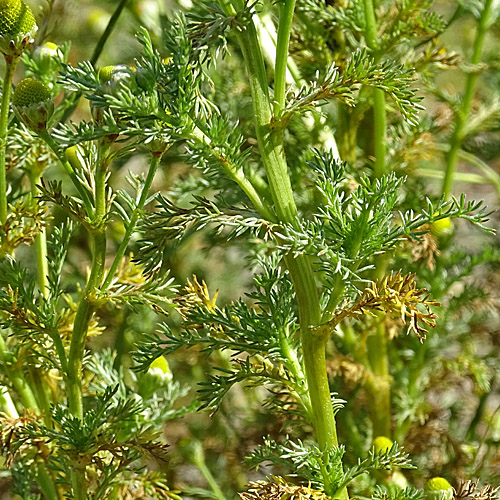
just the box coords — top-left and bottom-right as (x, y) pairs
(13, 77), (53, 132)
(424, 477), (454, 500)
(0, 0), (37, 58)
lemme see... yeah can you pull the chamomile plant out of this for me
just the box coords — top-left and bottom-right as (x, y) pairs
(0, 0), (499, 499)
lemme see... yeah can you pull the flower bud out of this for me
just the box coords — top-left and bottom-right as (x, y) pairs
(424, 477), (454, 500)
(372, 436), (393, 454)
(12, 77), (53, 132)
(0, 0), (37, 59)
(98, 64), (138, 96)
(431, 217), (453, 237)
(147, 355), (172, 380)
(32, 41), (64, 75)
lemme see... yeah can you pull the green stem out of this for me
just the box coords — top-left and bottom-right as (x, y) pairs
(91, 0), (130, 65)
(36, 461), (60, 500)
(67, 144), (109, 499)
(0, 334), (38, 409)
(38, 130), (94, 217)
(362, 0), (391, 437)
(189, 125), (276, 222)
(102, 153), (162, 291)
(442, 0), (493, 199)
(223, 2), (347, 497)
(365, 320), (391, 437)
(29, 166), (49, 297)
(0, 384), (19, 417)
(273, 0), (296, 115)
(0, 58), (17, 225)
(363, 0), (386, 178)
(190, 441), (227, 500)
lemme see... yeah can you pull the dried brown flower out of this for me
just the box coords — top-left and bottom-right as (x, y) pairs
(326, 270), (439, 341)
(239, 476), (329, 500)
(454, 479), (499, 500)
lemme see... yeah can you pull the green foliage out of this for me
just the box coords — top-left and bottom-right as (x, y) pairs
(0, 0), (499, 498)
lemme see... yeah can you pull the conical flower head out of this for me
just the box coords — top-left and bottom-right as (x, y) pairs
(0, 0), (37, 58)
(425, 477), (454, 500)
(13, 77), (53, 132)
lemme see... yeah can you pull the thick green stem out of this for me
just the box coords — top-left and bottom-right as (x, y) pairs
(366, 320), (391, 437)
(102, 153), (161, 291)
(0, 59), (17, 224)
(38, 130), (94, 217)
(223, 1), (347, 496)
(442, 0), (493, 199)
(362, 0), (391, 437)
(36, 460), (60, 500)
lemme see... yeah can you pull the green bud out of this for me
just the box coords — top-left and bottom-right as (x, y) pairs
(147, 355), (172, 380)
(424, 477), (454, 500)
(12, 77), (53, 132)
(0, 0), (37, 58)
(372, 436), (393, 454)
(98, 64), (138, 96)
(32, 41), (64, 76)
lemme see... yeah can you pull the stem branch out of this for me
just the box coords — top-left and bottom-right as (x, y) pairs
(442, 0), (493, 199)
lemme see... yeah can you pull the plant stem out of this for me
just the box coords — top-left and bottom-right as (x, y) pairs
(189, 125), (276, 222)
(38, 129), (94, 217)
(223, 1), (347, 497)
(0, 58), (17, 225)
(442, 0), (493, 199)
(190, 441), (227, 500)
(0, 334), (38, 409)
(273, 0), (296, 115)
(0, 384), (18, 417)
(363, 0), (386, 178)
(36, 461), (60, 500)
(101, 152), (162, 291)
(362, 0), (392, 437)
(91, 0), (130, 65)
(30, 165), (49, 297)
(67, 143), (109, 499)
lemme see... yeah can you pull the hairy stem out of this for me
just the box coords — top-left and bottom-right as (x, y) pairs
(0, 59), (17, 224)
(442, 0), (493, 199)
(223, 1), (347, 496)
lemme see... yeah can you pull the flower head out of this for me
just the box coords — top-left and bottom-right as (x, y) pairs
(0, 0), (37, 58)
(12, 77), (53, 132)
(425, 477), (454, 500)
